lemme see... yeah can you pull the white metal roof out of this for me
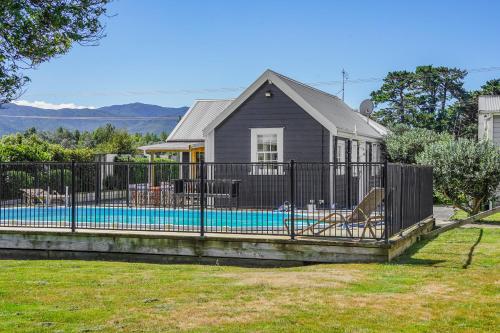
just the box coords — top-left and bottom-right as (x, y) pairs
(204, 70), (386, 140)
(137, 141), (195, 153)
(168, 99), (234, 141)
(479, 95), (500, 113)
(357, 113), (389, 136)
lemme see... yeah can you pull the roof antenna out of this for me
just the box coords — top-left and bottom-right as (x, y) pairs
(341, 69), (349, 101)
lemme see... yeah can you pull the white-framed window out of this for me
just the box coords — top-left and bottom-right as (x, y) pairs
(250, 128), (284, 175)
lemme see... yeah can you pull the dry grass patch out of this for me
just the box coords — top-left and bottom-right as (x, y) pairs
(219, 269), (363, 288)
(107, 286), (327, 331)
(417, 282), (457, 296)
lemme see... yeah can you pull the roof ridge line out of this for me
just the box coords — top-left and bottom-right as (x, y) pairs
(194, 98), (235, 102)
(267, 69), (348, 104)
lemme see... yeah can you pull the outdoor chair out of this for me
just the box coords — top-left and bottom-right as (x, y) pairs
(20, 188), (66, 206)
(160, 181), (178, 207)
(129, 184), (149, 207)
(284, 187), (385, 238)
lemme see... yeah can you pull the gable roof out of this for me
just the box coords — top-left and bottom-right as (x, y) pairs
(168, 99), (234, 142)
(203, 70), (385, 140)
(479, 95), (500, 113)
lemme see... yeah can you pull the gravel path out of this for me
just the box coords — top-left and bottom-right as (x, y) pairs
(433, 206), (455, 227)
(433, 205), (500, 228)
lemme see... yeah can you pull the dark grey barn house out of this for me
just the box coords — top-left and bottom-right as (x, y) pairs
(204, 70), (386, 166)
(203, 70), (387, 208)
(142, 70), (387, 209)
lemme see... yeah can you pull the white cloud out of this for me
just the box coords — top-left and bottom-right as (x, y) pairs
(12, 100), (96, 110)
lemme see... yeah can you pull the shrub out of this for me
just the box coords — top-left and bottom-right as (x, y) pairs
(38, 169), (72, 193)
(0, 171), (34, 200)
(0, 134), (94, 162)
(4, 170), (34, 188)
(103, 173), (125, 190)
(114, 156), (180, 184)
(417, 139), (500, 215)
(384, 126), (452, 164)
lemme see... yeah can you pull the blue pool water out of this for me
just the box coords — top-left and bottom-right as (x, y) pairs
(0, 206), (290, 229)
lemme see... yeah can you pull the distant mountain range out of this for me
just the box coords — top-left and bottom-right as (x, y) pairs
(0, 103), (189, 135)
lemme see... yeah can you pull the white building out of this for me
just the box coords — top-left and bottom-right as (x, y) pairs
(478, 95), (500, 145)
(478, 95), (500, 207)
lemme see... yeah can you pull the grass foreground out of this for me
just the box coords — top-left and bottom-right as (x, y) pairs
(0, 227), (499, 333)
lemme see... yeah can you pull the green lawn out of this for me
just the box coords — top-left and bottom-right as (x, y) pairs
(0, 228), (499, 333)
(451, 209), (500, 222)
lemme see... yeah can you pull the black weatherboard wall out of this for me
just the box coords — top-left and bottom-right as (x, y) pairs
(213, 82), (330, 208)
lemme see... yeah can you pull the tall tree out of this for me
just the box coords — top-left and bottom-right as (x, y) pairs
(478, 78), (500, 95)
(370, 71), (418, 127)
(0, 0), (110, 104)
(371, 66), (467, 132)
(414, 66), (467, 131)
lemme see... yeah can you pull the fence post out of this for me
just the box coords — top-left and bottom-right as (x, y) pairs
(0, 164), (3, 200)
(95, 161), (101, 206)
(199, 159), (205, 237)
(71, 161), (76, 232)
(383, 159), (389, 243)
(126, 163), (131, 207)
(399, 164), (404, 234)
(346, 140), (352, 209)
(289, 160), (296, 240)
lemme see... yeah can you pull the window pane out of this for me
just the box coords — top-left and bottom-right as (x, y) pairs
(257, 134), (278, 154)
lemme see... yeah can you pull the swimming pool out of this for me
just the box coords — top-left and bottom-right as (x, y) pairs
(0, 206), (291, 230)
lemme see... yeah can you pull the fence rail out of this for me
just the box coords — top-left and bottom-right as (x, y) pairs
(0, 161), (433, 240)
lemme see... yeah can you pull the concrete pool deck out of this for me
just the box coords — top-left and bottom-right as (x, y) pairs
(0, 217), (434, 266)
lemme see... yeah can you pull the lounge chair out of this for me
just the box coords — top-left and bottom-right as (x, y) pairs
(284, 187), (385, 238)
(20, 188), (66, 206)
(129, 184), (149, 207)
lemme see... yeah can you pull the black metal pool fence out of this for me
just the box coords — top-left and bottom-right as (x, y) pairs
(0, 161), (433, 240)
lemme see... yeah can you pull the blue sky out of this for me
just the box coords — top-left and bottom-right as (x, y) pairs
(19, 0), (500, 109)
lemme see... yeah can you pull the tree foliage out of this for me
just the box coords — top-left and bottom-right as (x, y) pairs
(371, 65), (471, 135)
(0, 0), (110, 104)
(384, 125), (452, 164)
(0, 133), (93, 162)
(0, 124), (168, 161)
(417, 139), (500, 215)
(370, 71), (418, 126)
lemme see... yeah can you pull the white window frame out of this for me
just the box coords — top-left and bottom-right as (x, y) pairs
(250, 127), (284, 175)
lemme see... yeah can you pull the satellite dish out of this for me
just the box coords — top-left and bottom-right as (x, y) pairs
(359, 99), (374, 116)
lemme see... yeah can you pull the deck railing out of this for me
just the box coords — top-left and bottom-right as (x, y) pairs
(0, 161), (433, 240)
